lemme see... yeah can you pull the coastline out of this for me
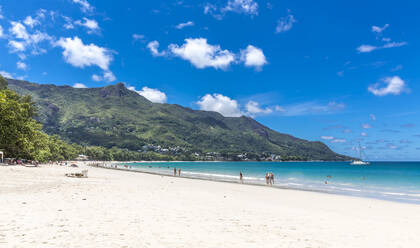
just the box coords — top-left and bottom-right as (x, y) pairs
(1, 162), (420, 247)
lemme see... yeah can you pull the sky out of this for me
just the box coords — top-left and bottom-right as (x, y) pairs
(0, 0), (419, 160)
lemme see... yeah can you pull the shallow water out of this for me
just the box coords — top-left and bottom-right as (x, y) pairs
(115, 161), (420, 204)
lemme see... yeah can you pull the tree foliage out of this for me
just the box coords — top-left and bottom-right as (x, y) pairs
(0, 87), (79, 161)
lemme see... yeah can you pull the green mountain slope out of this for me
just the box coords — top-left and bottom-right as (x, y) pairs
(7, 79), (351, 161)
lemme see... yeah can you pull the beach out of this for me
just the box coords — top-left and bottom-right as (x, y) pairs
(1, 163), (420, 248)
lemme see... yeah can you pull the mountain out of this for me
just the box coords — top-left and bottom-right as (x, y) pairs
(7, 79), (351, 161)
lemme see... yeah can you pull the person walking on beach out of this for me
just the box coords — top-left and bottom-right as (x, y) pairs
(239, 171), (243, 183)
(174, 167), (177, 176)
(270, 173), (275, 185)
(265, 173), (269, 185)
(178, 168), (181, 177)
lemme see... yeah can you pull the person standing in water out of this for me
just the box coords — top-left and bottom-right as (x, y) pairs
(265, 173), (269, 185)
(239, 171), (243, 183)
(178, 168), (181, 177)
(270, 173), (274, 185)
(174, 167), (177, 176)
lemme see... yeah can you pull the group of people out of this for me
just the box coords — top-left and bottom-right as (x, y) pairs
(173, 167), (181, 176)
(265, 172), (275, 186)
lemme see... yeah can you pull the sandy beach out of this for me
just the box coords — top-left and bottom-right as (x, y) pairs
(1, 163), (420, 248)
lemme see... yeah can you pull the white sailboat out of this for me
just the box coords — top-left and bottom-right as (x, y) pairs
(350, 143), (370, 165)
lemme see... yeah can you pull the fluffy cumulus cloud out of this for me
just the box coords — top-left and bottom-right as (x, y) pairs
(321, 136), (334, 140)
(73, 83), (87, 88)
(368, 76), (407, 96)
(128, 86), (167, 103)
(56, 36), (112, 70)
(169, 38), (235, 69)
(245, 101), (272, 115)
(240, 45), (267, 69)
(56, 36), (115, 82)
(74, 18), (99, 33)
(276, 14), (296, 33)
(147, 40), (166, 57)
(175, 21), (194, 29)
(0, 25), (3, 38)
(331, 139), (346, 143)
(150, 38), (267, 70)
(72, 0), (93, 13)
(197, 93), (242, 117)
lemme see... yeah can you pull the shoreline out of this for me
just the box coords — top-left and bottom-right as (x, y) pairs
(1, 162), (420, 247)
(89, 162), (420, 205)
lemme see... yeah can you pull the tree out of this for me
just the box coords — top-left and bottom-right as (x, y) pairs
(0, 75), (7, 90)
(0, 87), (79, 161)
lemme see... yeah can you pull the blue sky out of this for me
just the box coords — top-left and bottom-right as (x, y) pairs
(0, 0), (419, 160)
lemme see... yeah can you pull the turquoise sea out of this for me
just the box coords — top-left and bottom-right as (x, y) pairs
(116, 161), (420, 204)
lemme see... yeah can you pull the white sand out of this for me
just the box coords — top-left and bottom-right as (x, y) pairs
(1, 163), (420, 248)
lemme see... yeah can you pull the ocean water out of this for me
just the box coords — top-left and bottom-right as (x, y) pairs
(115, 161), (420, 204)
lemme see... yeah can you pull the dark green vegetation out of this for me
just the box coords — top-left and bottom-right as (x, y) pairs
(0, 75), (78, 162)
(6, 78), (351, 161)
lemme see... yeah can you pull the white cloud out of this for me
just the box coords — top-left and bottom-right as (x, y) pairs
(73, 83), (87, 88)
(91, 71), (116, 82)
(24, 16), (40, 28)
(276, 14), (296, 33)
(0, 70), (12, 78)
(8, 21), (52, 54)
(75, 18), (99, 33)
(128, 86), (167, 103)
(331, 139), (346, 143)
(151, 38), (267, 70)
(175, 21), (194, 29)
(56, 36), (112, 71)
(169, 38), (235, 69)
(72, 0), (93, 13)
(362, 124), (372, 129)
(223, 0), (258, 15)
(368, 76), (407, 96)
(245, 100), (272, 115)
(343, 129), (352, 133)
(372, 24), (389, 34)
(17, 61), (27, 70)
(8, 40), (26, 52)
(197, 93), (242, 117)
(240, 45), (267, 69)
(361, 132), (367, 137)
(204, 0), (258, 19)
(63, 16), (74, 29)
(56, 36), (115, 82)
(147, 40), (166, 57)
(321, 136), (334, 140)
(357, 42), (407, 53)
(10, 21), (29, 40)
(0, 25), (3, 38)
(370, 114), (376, 121)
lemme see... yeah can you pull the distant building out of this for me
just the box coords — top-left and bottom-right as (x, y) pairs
(76, 154), (89, 161)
